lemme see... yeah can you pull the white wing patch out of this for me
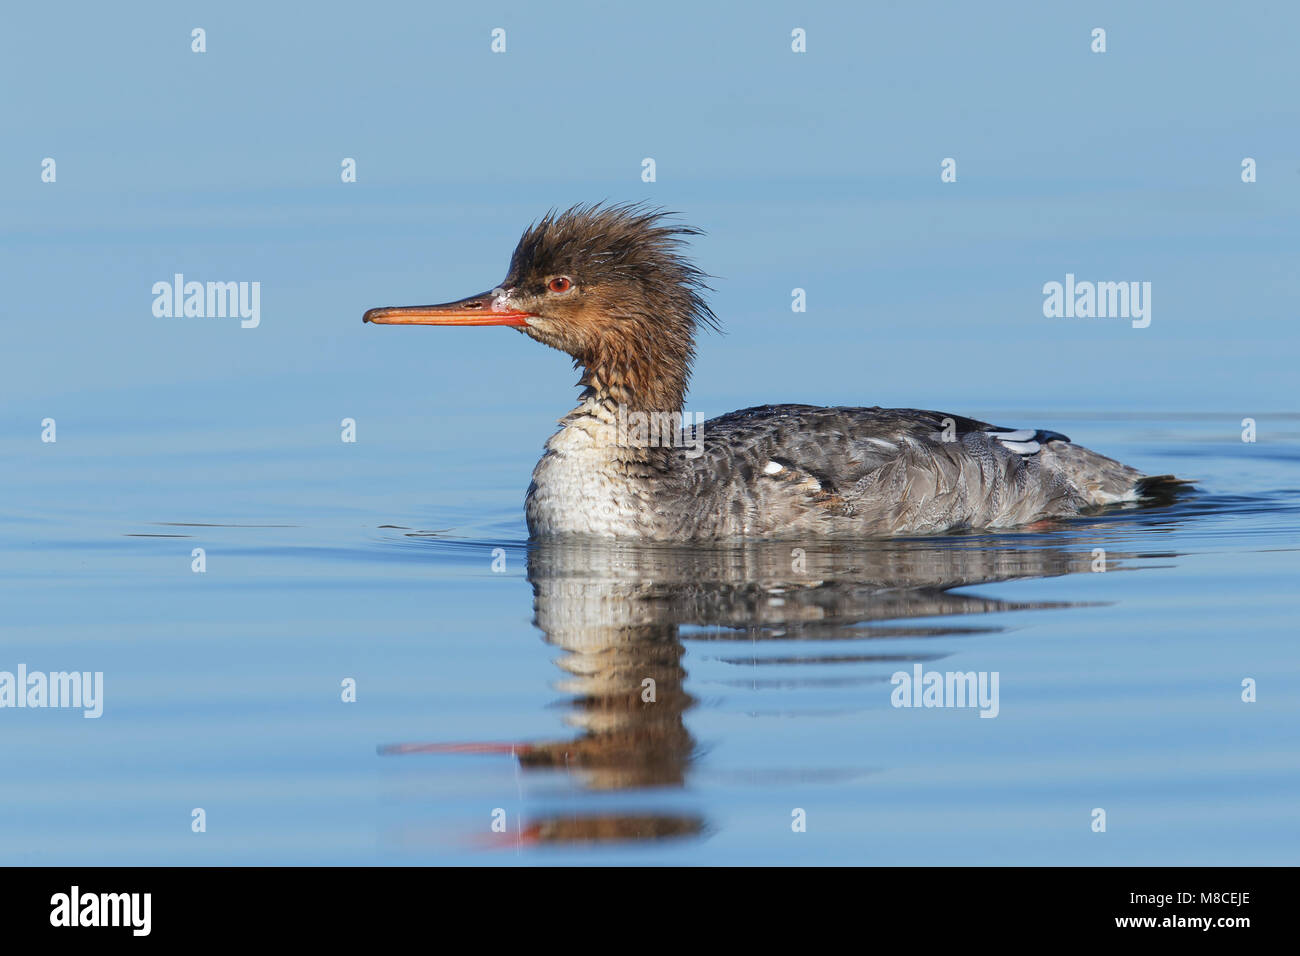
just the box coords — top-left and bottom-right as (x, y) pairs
(985, 428), (1065, 456)
(986, 429), (1035, 442)
(997, 439), (1042, 455)
(762, 459), (821, 493)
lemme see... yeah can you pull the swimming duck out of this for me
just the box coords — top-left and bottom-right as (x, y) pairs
(364, 203), (1185, 539)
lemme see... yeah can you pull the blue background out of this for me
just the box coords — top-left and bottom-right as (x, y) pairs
(4, 0), (1297, 427)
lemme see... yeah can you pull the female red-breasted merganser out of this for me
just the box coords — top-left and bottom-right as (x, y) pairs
(364, 203), (1186, 540)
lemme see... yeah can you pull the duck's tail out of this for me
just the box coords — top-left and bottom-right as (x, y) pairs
(1134, 473), (1196, 503)
(1037, 441), (1192, 508)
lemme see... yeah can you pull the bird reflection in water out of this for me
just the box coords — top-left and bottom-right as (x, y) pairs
(382, 529), (1162, 848)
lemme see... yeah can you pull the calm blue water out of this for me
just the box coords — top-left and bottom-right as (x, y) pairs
(3, 1), (1299, 865)
(2, 413), (1297, 864)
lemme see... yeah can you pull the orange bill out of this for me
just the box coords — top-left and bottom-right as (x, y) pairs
(363, 290), (534, 327)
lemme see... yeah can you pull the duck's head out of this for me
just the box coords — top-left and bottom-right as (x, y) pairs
(364, 202), (717, 412)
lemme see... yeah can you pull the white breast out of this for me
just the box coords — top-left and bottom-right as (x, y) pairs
(525, 409), (651, 538)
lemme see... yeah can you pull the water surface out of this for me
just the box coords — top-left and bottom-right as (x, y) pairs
(2, 412), (1296, 864)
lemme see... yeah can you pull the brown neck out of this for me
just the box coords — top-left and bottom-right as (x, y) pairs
(577, 342), (689, 416)
(563, 346), (693, 472)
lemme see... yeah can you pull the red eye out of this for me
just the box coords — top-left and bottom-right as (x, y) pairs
(548, 277), (572, 293)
